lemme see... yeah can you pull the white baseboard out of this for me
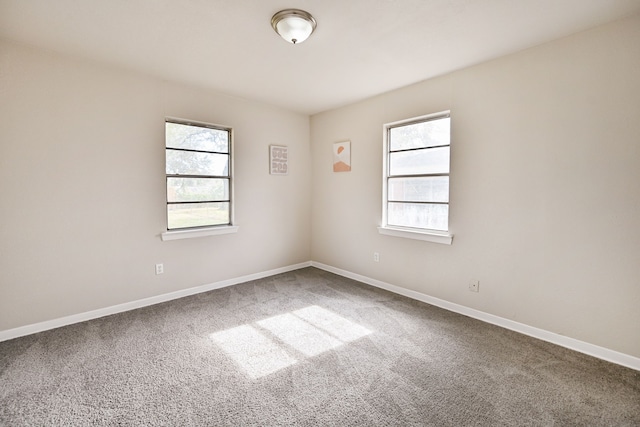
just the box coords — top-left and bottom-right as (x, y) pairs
(311, 261), (640, 372)
(0, 261), (312, 343)
(2, 260), (638, 372)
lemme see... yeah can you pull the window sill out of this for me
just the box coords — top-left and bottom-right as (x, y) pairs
(378, 226), (453, 245)
(161, 225), (239, 241)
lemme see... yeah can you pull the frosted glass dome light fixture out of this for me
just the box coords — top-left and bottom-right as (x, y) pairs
(271, 9), (317, 44)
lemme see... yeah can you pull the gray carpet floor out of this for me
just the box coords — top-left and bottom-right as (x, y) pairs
(1, 267), (639, 426)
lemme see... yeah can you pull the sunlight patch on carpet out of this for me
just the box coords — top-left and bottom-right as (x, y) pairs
(209, 324), (297, 379)
(209, 306), (372, 379)
(293, 305), (372, 342)
(258, 313), (342, 357)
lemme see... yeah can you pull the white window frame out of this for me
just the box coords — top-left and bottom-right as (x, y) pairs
(379, 111), (453, 245)
(161, 118), (238, 241)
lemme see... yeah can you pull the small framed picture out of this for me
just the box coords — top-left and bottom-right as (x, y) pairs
(333, 141), (351, 172)
(270, 145), (288, 175)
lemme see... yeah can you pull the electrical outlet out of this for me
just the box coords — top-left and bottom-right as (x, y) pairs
(373, 252), (380, 262)
(155, 263), (164, 275)
(469, 279), (479, 292)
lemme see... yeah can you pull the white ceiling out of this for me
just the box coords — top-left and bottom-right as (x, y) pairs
(1, 0), (640, 115)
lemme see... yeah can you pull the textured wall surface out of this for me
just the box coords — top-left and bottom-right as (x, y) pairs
(310, 14), (640, 358)
(0, 40), (311, 330)
(2, 13), (639, 362)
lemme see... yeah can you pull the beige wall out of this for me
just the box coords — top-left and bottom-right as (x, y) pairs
(2, 13), (639, 361)
(0, 40), (311, 331)
(310, 14), (640, 358)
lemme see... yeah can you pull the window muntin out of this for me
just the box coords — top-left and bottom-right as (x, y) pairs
(384, 113), (450, 232)
(165, 120), (232, 230)
(166, 178), (229, 203)
(166, 150), (229, 176)
(389, 146), (450, 176)
(388, 176), (449, 203)
(389, 118), (450, 150)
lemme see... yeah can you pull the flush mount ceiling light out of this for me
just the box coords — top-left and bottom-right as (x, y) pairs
(271, 9), (317, 44)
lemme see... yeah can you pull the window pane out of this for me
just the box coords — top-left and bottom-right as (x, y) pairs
(389, 146), (449, 176)
(167, 178), (229, 203)
(166, 149), (229, 176)
(167, 202), (230, 229)
(389, 117), (450, 151)
(166, 122), (229, 153)
(388, 176), (449, 203)
(388, 202), (448, 231)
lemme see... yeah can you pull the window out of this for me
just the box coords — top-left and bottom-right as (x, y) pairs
(381, 112), (452, 243)
(165, 119), (232, 231)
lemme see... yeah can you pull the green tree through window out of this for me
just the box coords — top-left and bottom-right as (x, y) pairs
(165, 120), (232, 230)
